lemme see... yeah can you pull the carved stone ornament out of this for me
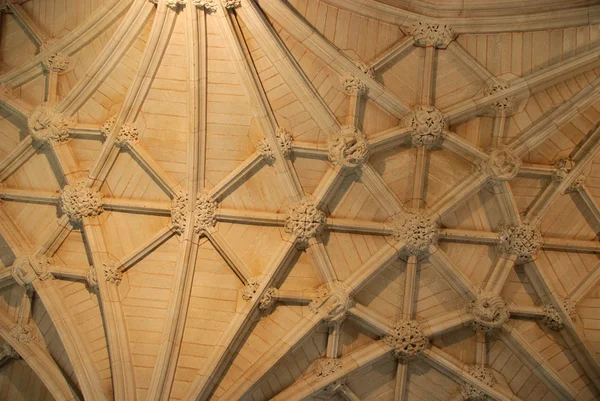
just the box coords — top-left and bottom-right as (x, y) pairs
(485, 82), (514, 115)
(409, 21), (456, 49)
(28, 105), (72, 143)
(312, 357), (341, 377)
(552, 158), (575, 182)
(164, 0), (186, 8)
(382, 320), (428, 361)
(242, 277), (260, 300)
(192, 0), (217, 11)
(276, 128), (293, 156)
(284, 197), (326, 249)
(86, 266), (98, 292)
(341, 73), (366, 96)
(390, 210), (439, 255)
(541, 299), (577, 331)
(116, 123), (139, 147)
(328, 125), (370, 168)
(567, 174), (585, 192)
(355, 60), (374, 78)
(257, 139), (275, 162)
(59, 181), (103, 222)
(0, 343), (20, 360)
(40, 38), (57, 52)
(459, 365), (495, 401)
(10, 325), (36, 344)
(194, 192), (217, 233)
(103, 261), (122, 286)
(309, 282), (353, 326)
(100, 117), (139, 147)
(37, 256), (55, 281)
(10, 256), (37, 289)
(486, 148), (521, 180)
(42, 52), (70, 74)
(498, 223), (542, 261)
(171, 191), (189, 235)
(223, 0), (241, 9)
(259, 287), (278, 311)
(470, 293), (510, 333)
(101, 116), (116, 137)
(407, 105), (447, 147)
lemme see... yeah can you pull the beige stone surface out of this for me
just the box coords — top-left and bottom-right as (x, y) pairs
(0, 0), (600, 400)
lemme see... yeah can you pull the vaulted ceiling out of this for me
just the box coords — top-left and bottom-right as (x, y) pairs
(0, 1), (600, 401)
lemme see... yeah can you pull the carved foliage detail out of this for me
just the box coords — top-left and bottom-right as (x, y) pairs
(328, 125), (370, 168)
(276, 128), (293, 156)
(10, 325), (36, 344)
(193, 0), (217, 11)
(28, 106), (72, 142)
(309, 282), (353, 326)
(341, 74), (366, 95)
(165, 0), (186, 8)
(86, 267), (98, 292)
(194, 193), (217, 233)
(407, 106), (446, 147)
(355, 60), (374, 78)
(42, 53), (70, 73)
(567, 174), (585, 192)
(312, 357), (341, 377)
(485, 82), (514, 114)
(552, 158), (575, 182)
(460, 365), (495, 401)
(59, 182), (103, 222)
(390, 210), (439, 255)
(103, 261), (122, 286)
(284, 197), (326, 248)
(542, 299), (577, 331)
(259, 287), (278, 311)
(382, 320), (428, 361)
(257, 139), (275, 162)
(498, 223), (542, 260)
(242, 277), (260, 300)
(171, 191), (189, 234)
(223, 0), (241, 8)
(37, 256), (54, 281)
(410, 21), (456, 48)
(116, 123), (139, 147)
(470, 293), (510, 333)
(486, 148), (520, 180)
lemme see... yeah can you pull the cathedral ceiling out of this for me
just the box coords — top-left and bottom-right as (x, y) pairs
(0, 0), (600, 400)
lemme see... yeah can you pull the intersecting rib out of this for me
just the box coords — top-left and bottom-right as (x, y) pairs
(238, 0), (340, 136)
(222, 6), (303, 202)
(55, 0), (154, 117)
(524, 261), (600, 394)
(502, 326), (580, 401)
(271, 341), (389, 401)
(1, 0), (132, 87)
(183, 240), (299, 401)
(82, 217), (137, 400)
(0, 313), (77, 401)
(258, 0), (411, 119)
(424, 346), (525, 401)
(0, 136), (36, 182)
(445, 48), (600, 125)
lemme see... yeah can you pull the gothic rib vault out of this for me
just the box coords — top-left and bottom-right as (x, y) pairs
(0, 0), (600, 400)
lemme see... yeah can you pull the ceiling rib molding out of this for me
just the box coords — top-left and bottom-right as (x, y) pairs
(0, 0), (132, 87)
(320, 0), (599, 33)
